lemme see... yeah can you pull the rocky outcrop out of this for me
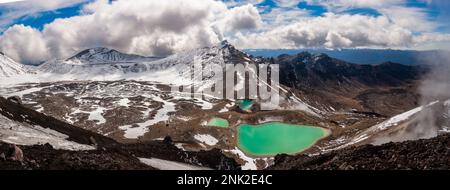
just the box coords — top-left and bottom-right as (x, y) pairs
(0, 142), (154, 170)
(269, 133), (450, 170)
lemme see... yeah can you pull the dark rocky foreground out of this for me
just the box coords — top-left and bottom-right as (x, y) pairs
(0, 142), (154, 170)
(3, 93), (450, 170)
(0, 96), (240, 170)
(270, 133), (450, 170)
(0, 141), (240, 170)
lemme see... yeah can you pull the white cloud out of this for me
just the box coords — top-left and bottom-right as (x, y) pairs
(261, 7), (311, 27)
(0, 0), (24, 4)
(0, 24), (49, 64)
(219, 4), (263, 32)
(0, 0), (263, 63)
(305, 0), (404, 10)
(230, 0), (448, 50)
(414, 33), (450, 44)
(273, 0), (302, 7)
(232, 13), (415, 49)
(223, 0), (264, 7)
(0, 0), (89, 31)
(302, 0), (438, 33)
(0, 0), (449, 63)
(379, 6), (437, 33)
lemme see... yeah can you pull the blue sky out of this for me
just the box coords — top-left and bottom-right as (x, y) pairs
(0, 0), (89, 32)
(1, 0), (448, 33)
(12, 4), (84, 31)
(0, 0), (449, 64)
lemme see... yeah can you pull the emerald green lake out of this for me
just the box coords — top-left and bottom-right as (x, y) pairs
(238, 99), (254, 111)
(207, 118), (229, 128)
(237, 122), (328, 156)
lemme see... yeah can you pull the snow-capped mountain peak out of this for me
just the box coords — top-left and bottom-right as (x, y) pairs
(66, 47), (160, 64)
(39, 42), (318, 115)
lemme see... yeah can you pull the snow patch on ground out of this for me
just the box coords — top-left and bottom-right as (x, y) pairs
(176, 116), (191, 121)
(87, 107), (107, 125)
(117, 98), (130, 107)
(439, 127), (450, 133)
(219, 102), (234, 113)
(119, 96), (175, 139)
(195, 98), (213, 110)
(139, 157), (212, 170)
(194, 134), (218, 146)
(72, 106), (107, 125)
(225, 147), (257, 170)
(0, 114), (95, 151)
(375, 101), (438, 131)
(376, 107), (423, 131)
(175, 143), (186, 151)
(218, 107), (229, 113)
(35, 105), (44, 112)
(328, 101), (440, 152)
(10, 86), (44, 98)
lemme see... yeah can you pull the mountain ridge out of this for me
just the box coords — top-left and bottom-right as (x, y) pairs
(66, 47), (161, 64)
(0, 52), (29, 78)
(246, 48), (447, 65)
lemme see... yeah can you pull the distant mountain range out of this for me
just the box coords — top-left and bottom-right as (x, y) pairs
(244, 49), (447, 65)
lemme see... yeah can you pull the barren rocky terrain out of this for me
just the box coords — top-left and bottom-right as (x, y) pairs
(270, 133), (450, 170)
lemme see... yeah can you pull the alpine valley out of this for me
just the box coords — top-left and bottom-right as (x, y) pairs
(1, 41), (449, 170)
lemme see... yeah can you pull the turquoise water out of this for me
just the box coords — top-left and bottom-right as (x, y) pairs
(238, 99), (254, 111)
(207, 118), (229, 128)
(237, 122), (328, 156)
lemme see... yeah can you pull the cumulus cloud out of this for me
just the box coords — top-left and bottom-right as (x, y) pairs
(303, 0), (438, 33)
(41, 0), (225, 58)
(0, 0), (449, 64)
(219, 4), (263, 32)
(379, 6), (437, 33)
(0, 0), (263, 64)
(261, 7), (311, 26)
(233, 13), (415, 49)
(0, 24), (49, 64)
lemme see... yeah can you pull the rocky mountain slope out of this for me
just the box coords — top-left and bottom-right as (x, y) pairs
(270, 133), (450, 170)
(275, 52), (425, 116)
(66, 47), (160, 64)
(0, 52), (28, 78)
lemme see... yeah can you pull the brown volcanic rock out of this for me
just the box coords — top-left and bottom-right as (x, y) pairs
(278, 53), (424, 88)
(0, 142), (154, 170)
(269, 133), (450, 170)
(0, 96), (240, 170)
(8, 144), (24, 162)
(0, 96), (118, 148)
(276, 52), (426, 116)
(122, 142), (240, 170)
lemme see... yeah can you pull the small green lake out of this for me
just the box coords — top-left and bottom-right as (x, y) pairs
(238, 99), (254, 111)
(237, 122), (328, 156)
(207, 118), (229, 128)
